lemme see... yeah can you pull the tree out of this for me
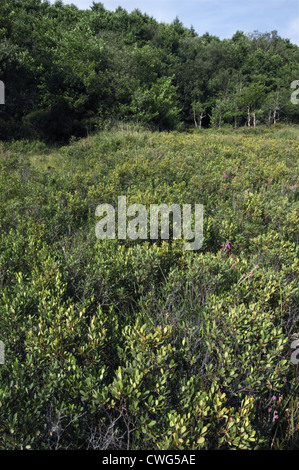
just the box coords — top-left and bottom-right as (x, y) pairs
(130, 76), (181, 130)
(191, 92), (209, 128)
(262, 89), (288, 125)
(210, 95), (232, 128)
(240, 83), (267, 127)
(0, 1), (299, 141)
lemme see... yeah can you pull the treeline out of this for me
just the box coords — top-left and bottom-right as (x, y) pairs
(0, 0), (299, 142)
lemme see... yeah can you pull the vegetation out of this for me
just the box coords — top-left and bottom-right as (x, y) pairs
(0, 0), (298, 451)
(0, 124), (298, 449)
(0, 0), (299, 142)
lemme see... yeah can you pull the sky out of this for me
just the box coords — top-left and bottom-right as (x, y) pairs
(50, 0), (299, 45)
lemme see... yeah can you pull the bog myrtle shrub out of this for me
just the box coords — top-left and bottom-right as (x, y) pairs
(0, 124), (298, 449)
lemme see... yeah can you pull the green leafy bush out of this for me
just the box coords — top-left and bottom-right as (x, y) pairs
(0, 125), (298, 449)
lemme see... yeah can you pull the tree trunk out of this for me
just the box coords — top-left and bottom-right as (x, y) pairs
(253, 112), (256, 128)
(247, 107), (251, 127)
(193, 109), (198, 128)
(234, 111), (238, 129)
(199, 112), (205, 128)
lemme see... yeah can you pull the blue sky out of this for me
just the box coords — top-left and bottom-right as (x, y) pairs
(51, 0), (299, 45)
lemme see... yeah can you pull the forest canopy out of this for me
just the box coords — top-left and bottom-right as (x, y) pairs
(0, 0), (299, 142)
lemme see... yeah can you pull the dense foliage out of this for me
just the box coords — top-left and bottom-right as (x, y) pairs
(0, 124), (298, 449)
(0, 0), (299, 142)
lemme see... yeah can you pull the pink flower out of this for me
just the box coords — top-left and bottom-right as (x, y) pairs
(272, 396), (277, 401)
(225, 240), (230, 249)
